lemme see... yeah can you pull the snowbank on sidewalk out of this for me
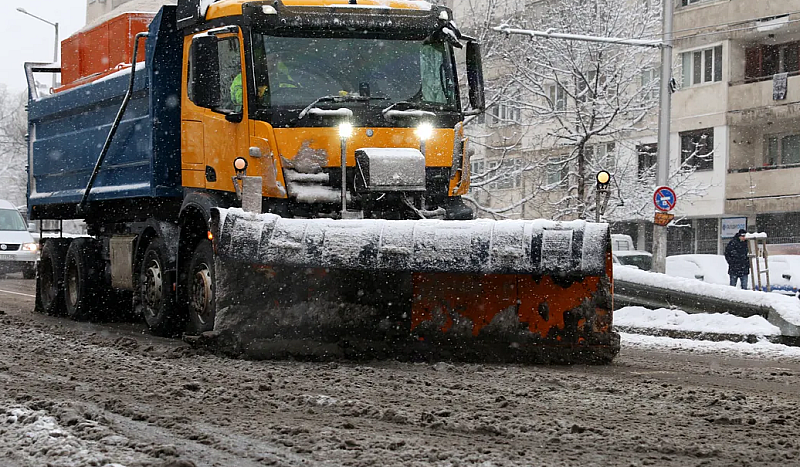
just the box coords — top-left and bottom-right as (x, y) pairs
(615, 306), (781, 336)
(615, 266), (800, 326)
(621, 333), (800, 360)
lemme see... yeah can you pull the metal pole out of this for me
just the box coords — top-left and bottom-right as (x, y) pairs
(341, 138), (347, 216)
(651, 0), (674, 274)
(16, 9), (60, 90)
(53, 22), (59, 89)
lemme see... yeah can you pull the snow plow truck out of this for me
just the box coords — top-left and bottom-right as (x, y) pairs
(25, 0), (619, 363)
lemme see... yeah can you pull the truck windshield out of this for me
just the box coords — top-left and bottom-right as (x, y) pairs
(0, 209), (27, 231)
(251, 34), (457, 110)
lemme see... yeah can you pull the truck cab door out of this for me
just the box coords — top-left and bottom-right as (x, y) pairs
(182, 29), (249, 193)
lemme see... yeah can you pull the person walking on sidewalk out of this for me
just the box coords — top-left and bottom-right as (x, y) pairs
(725, 229), (750, 289)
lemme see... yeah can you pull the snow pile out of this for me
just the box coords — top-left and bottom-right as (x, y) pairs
(615, 266), (800, 326)
(615, 306), (781, 336)
(1, 405), (127, 467)
(622, 333), (800, 360)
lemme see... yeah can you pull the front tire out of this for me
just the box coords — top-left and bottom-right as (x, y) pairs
(139, 239), (180, 336)
(36, 239), (71, 316)
(64, 238), (103, 321)
(186, 241), (215, 334)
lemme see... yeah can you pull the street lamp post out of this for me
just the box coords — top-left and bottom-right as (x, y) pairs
(17, 7), (59, 89)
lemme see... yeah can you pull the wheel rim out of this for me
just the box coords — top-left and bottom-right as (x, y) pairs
(190, 262), (213, 326)
(66, 262), (79, 309)
(142, 256), (164, 320)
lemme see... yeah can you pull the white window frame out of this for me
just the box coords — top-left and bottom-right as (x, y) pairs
(585, 142), (617, 170)
(548, 83), (567, 111)
(764, 133), (800, 167)
(469, 159), (485, 192)
(546, 157), (569, 186)
(640, 68), (658, 100)
(489, 102), (522, 126)
(681, 44), (723, 87)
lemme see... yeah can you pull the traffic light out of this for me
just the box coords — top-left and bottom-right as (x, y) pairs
(596, 170), (611, 190)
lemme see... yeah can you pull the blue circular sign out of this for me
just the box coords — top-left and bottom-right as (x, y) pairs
(653, 186), (677, 212)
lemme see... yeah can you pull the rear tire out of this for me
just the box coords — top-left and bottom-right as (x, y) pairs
(63, 238), (103, 321)
(138, 238), (180, 336)
(36, 239), (71, 316)
(186, 240), (215, 335)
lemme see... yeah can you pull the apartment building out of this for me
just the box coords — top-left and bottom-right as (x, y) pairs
(86, 0), (175, 24)
(667, 0), (800, 253)
(451, 0), (800, 254)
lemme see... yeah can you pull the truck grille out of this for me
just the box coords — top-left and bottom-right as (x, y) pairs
(0, 244), (21, 252)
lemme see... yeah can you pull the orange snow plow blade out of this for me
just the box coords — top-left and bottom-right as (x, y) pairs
(206, 209), (619, 364)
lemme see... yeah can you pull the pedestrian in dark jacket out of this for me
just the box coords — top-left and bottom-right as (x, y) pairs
(725, 229), (750, 289)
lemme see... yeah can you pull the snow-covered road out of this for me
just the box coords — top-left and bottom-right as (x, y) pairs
(2, 278), (800, 466)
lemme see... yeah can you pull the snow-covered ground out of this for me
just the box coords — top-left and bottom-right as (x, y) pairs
(622, 333), (800, 360)
(615, 306), (781, 336)
(615, 306), (800, 360)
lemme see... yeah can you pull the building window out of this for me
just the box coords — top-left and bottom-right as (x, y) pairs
(640, 68), (658, 100)
(548, 83), (566, 111)
(637, 143), (657, 177)
(680, 128), (714, 171)
(577, 70), (610, 102)
(470, 159), (523, 190)
(745, 42), (800, 82)
(585, 142), (616, 169)
(680, 0), (708, 5)
(681, 46), (722, 87)
(764, 134), (800, 167)
(488, 102), (521, 125)
(546, 157), (570, 185)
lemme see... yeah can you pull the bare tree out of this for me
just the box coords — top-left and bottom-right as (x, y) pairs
(0, 86), (28, 206)
(457, 0), (707, 222)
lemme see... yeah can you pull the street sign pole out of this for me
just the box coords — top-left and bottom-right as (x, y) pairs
(652, 0), (674, 274)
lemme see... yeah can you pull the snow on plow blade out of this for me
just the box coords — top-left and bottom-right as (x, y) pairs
(208, 208), (619, 364)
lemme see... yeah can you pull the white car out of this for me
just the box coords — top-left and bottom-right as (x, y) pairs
(0, 200), (38, 279)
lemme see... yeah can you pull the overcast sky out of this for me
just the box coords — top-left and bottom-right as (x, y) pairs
(0, 0), (86, 93)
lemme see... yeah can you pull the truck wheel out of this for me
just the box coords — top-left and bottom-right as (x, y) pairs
(186, 240), (215, 334)
(35, 239), (71, 316)
(139, 239), (179, 336)
(64, 238), (103, 321)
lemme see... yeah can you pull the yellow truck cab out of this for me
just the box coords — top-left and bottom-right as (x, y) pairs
(178, 0), (484, 220)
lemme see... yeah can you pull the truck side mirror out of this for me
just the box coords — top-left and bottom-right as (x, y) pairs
(27, 222), (36, 232)
(190, 35), (221, 109)
(466, 41), (485, 113)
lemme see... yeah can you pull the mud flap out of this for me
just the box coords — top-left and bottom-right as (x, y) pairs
(205, 208), (620, 364)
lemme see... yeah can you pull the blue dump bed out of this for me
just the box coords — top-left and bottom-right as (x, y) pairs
(27, 7), (182, 219)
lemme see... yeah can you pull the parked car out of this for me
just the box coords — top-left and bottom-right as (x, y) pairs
(0, 200), (38, 279)
(611, 234), (652, 270)
(613, 250), (653, 271)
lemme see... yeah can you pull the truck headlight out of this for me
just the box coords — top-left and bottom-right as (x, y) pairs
(416, 123), (434, 141)
(22, 243), (38, 252)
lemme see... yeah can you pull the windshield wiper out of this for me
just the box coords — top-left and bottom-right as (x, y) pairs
(381, 101), (437, 121)
(298, 95), (389, 120)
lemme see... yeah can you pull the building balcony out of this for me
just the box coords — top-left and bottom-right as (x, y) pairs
(727, 74), (800, 126)
(675, 2), (800, 45)
(725, 166), (800, 214)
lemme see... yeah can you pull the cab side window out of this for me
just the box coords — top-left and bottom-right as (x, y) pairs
(187, 35), (243, 113)
(217, 38), (242, 112)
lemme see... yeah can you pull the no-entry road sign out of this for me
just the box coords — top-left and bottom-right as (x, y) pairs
(653, 186), (677, 212)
